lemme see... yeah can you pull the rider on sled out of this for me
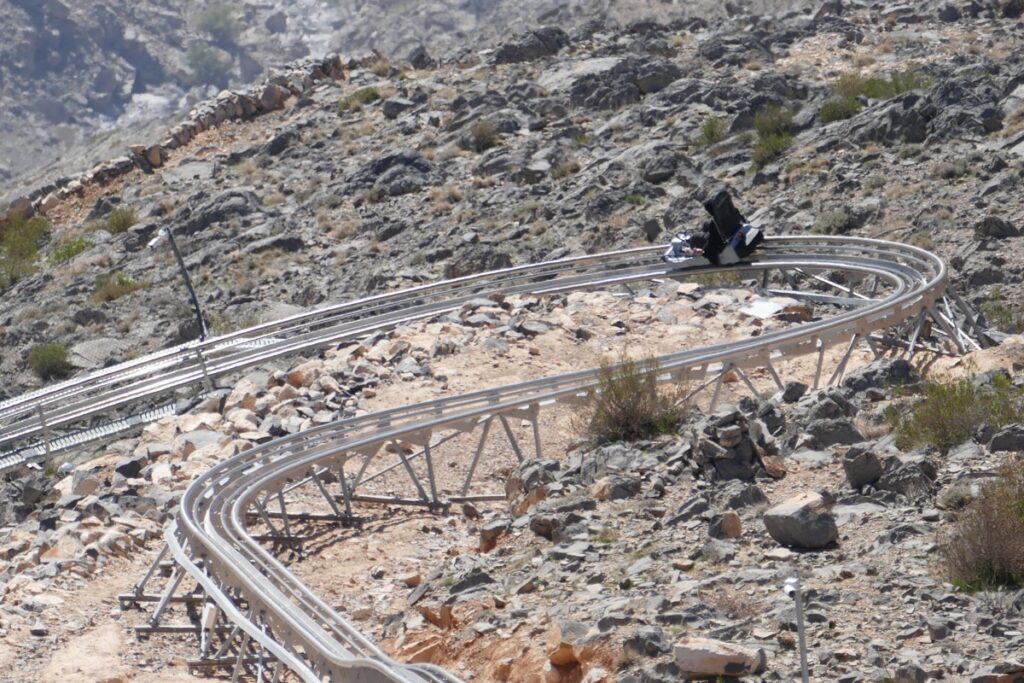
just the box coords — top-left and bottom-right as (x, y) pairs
(664, 189), (764, 266)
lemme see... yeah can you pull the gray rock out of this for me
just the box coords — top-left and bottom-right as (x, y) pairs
(763, 492), (838, 549)
(842, 446), (882, 488)
(666, 496), (709, 526)
(807, 418), (864, 446)
(843, 359), (917, 393)
(989, 423), (1024, 452)
(382, 98), (414, 120)
(493, 27), (569, 64)
(878, 458), (936, 498)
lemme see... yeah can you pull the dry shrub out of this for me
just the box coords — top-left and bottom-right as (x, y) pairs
(576, 353), (688, 444)
(890, 374), (1022, 452)
(943, 459), (1024, 591)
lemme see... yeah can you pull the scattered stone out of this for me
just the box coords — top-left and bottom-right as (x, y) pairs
(673, 637), (767, 677)
(763, 492), (838, 549)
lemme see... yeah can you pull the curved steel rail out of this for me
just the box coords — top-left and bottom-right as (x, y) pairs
(4, 237), (955, 680)
(168, 237), (947, 681)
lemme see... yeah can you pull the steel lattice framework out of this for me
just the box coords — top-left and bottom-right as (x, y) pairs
(0, 238), (988, 681)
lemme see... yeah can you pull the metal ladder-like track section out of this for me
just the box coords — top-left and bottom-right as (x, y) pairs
(4, 237), (985, 681)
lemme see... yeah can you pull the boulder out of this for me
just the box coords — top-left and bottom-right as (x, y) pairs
(674, 637), (767, 677)
(878, 458), (936, 498)
(546, 619), (593, 666)
(806, 418), (863, 446)
(763, 492), (838, 549)
(382, 98), (414, 120)
(843, 359), (917, 393)
(975, 215), (1019, 239)
(407, 45), (436, 70)
(590, 475), (641, 501)
(842, 446), (882, 488)
(989, 424), (1024, 452)
(493, 27), (569, 64)
(708, 510), (742, 539)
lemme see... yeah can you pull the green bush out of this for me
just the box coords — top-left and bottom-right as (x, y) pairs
(577, 354), (687, 444)
(820, 96), (862, 123)
(106, 207), (137, 234)
(28, 343), (72, 381)
(751, 133), (793, 168)
(195, 4), (240, 46)
(93, 272), (144, 303)
(944, 460), (1024, 591)
(337, 86), (381, 114)
(754, 106), (793, 138)
(812, 209), (855, 235)
(50, 236), (93, 264)
(0, 214), (51, 288)
(468, 120), (499, 152)
(696, 116), (728, 146)
(750, 106), (794, 169)
(833, 69), (931, 100)
(187, 43), (234, 87)
(624, 193), (645, 206)
(891, 374), (1022, 452)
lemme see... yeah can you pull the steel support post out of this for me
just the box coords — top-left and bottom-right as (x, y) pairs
(310, 470), (345, 520)
(498, 414), (525, 462)
(731, 364), (762, 399)
(195, 348), (215, 392)
(149, 567), (186, 629)
(461, 417), (493, 496)
(390, 440), (430, 503)
(905, 310), (928, 358)
(231, 632), (252, 683)
(763, 359), (785, 392)
(826, 335), (859, 387)
(36, 405), (52, 458)
(708, 365), (729, 412)
(422, 441), (439, 505)
(812, 340), (826, 390)
(131, 544), (170, 599)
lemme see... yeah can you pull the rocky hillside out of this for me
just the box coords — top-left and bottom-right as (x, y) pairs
(0, 0), (794, 199)
(4, 0), (1024, 400)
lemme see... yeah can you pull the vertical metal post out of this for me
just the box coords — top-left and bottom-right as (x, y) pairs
(708, 365), (728, 412)
(422, 441), (439, 505)
(812, 340), (826, 390)
(788, 576), (810, 683)
(164, 227), (209, 341)
(531, 415), (543, 460)
(461, 417), (493, 496)
(36, 405), (52, 458)
(195, 348), (215, 392)
(498, 415), (525, 462)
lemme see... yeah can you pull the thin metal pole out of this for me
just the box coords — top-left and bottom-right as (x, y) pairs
(310, 470), (344, 520)
(793, 578), (810, 683)
(422, 441), (439, 504)
(531, 413), (542, 460)
(708, 364), (728, 412)
(149, 567), (185, 628)
(195, 348), (215, 391)
(498, 415), (525, 462)
(826, 335), (858, 387)
(764, 359), (785, 391)
(164, 227), (209, 341)
(390, 440), (430, 502)
(812, 340), (826, 390)
(132, 544), (170, 598)
(36, 405), (52, 457)
(461, 417), (493, 496)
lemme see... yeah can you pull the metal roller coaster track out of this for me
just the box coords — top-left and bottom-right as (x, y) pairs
(1, 237), (987, 681)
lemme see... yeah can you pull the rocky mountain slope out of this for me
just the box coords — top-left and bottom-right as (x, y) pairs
(0, 0), (796, 200)
(2, 1), (1024, 680)
(3, 0), (1024, 401)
